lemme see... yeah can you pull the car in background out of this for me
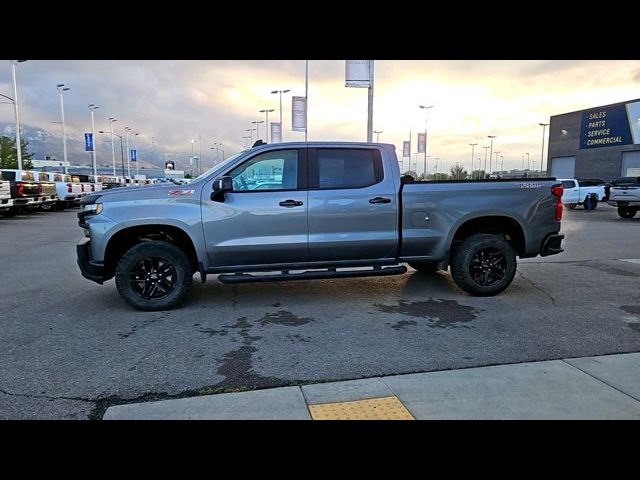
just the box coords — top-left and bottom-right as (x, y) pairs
(0, 172), (11, 215)
(559, 178), (606, 210)
(608, 176), (640, 218)
(0, 169), (43, 214)
(75, 174), (99, 196)
(38, 171), (82, 210)
(29, 171), (59, 211)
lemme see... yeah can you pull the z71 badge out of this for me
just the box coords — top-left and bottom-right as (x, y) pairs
(168, 189), (195, 196)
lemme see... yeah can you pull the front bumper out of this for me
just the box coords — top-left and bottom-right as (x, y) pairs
(76, 237), (104, 284)
(540, 233), (564, 257)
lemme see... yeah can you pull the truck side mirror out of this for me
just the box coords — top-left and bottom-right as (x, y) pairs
(213, 176), (233, 193)
(211, 175), (233, 201)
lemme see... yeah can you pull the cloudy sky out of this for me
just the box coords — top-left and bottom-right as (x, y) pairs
(1, 60), (639, 173)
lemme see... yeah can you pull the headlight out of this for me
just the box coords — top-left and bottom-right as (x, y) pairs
(82, 203), (103, 214)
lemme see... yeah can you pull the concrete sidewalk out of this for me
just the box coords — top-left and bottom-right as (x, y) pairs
(103, 352), (640, 420)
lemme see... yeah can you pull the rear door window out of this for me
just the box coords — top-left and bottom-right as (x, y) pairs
(38, 173), (49, 181)
(1, 171), (16, 181)
(561, 180), (576, 189)
(311, 148), (382, 189)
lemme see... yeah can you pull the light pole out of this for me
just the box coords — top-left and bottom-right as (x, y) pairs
(539, 122), (549, 173)
(99, 130), (125, 177)
(245, 128), (256, 143)
(521, 154), (525, 172)
(210, 142), (224, 163)
(487, 135), (496, 178)
(526, 152), (530, 170)
(124, 127), (132, 178)
(242, 135), (252, 148)
(482, 146), (490, 178)
(500, 155), (504, 172)
(493, 151), (501, 175)
(433, 157), (441, 179)
(252, 120), (265, 141)
(88, 104), (99, 177)
(259, 109), (275, 143)
(134, 132), (140, 175)
(419, 105), (434, 181)
(11, 60), (27, 170)
(108, 118), (117, 176)
(469, 143), (477, 179)
(373, 130), (383, 142)
(56, 83), (70, 174)
(271, 89), (290, 141)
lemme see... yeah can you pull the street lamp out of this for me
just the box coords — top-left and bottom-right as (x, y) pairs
(99, 130), (126, 177)
(487, 135), (496, 178)
(88, 104), (100, 177)
(469, 143), (477, 179)
(526, 152), (530, 170)
(419, 105), (434, 179)
(124, 127), (132, 178)
(10, 60), (27, 170)
(108, 118), (117, 176)
(133, 132), (141, 175)
(271, 89), (291, 141)
(493, 151), (501, 175)
(242, 135), (252, 148)
(539, 122), (549, 173)
(246, 128), (256, 143)
(259, 109), (275, 143)
(56, 84), (70, 174)
(252, 120), (265, 141)
(373, 130), (383, 142)
(500, 155), (504, 172)
(482, 146), (490, 178)
(210, 142), (224, 163)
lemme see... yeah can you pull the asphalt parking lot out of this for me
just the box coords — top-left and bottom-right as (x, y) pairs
(1, 204), (640, 419)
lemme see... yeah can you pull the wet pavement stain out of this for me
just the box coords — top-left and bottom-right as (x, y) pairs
(376, 299), (478, 329)
(391, 320), (417, 331)
(260, 310), (313, 327)
(198, 327), (228, 337)
(118, 313), (169, 339)
(214, 317), (283, 389)
(621, 305), (640, 315)
(582, 262), (639, 278)
(286, 333), (311, 343)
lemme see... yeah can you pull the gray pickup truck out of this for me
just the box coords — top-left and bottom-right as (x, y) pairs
(77, 142), (564, 311)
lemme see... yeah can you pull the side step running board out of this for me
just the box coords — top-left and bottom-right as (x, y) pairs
(217, 265), (407, 284)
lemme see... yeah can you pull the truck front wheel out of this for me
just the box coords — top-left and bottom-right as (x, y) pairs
(115, 240), (193, 311)
(450, 233), (517, 297)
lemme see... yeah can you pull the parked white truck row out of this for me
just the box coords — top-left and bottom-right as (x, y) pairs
(0, 170), (164, 216)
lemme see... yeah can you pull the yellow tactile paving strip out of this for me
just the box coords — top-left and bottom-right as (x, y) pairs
(308, 396), (414, 420)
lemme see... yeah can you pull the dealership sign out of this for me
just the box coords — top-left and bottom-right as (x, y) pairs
(580, 101), (640, 149)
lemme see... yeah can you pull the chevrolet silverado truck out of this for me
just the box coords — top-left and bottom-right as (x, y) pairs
(76, 142), (565, 311)
(0, 169), (42, 215)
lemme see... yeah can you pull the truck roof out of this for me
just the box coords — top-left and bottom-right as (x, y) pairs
(247, 141), (396, 150)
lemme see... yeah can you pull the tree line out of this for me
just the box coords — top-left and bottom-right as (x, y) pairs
(0, 136), (34, 169)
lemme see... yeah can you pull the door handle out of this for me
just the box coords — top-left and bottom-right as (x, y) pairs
(279, 199), (304, 207)
(369, 197), (391, 204)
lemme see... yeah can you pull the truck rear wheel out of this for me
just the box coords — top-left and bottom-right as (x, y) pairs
(408, 261), (440, 273)
(115, 240), (193, 311)
(618, 207), (638, 219)
(450, 233), (516, 297)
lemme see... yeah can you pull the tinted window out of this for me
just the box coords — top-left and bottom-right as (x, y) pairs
(561, 180), (576, 188)
(317, 149), (379, 189)
(229, 149), (298, 191)
(71, 176), (81, 183)
(578, 179), (604, 187)
(612, 177), (640, 186)
(54, 174), (63, 182)
(1, 171), (16, 181)
(21, 171), (34, 181)
(38, 173), (49, 181)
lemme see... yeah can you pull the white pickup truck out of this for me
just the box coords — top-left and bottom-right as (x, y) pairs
(38, 171), (83, 210)
(608, 176), (640, 218)
(558, 178), (606, 210)
(0, 173), (11, 213)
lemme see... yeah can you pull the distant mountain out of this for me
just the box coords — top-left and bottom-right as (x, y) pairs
(0, 122), (184, 171)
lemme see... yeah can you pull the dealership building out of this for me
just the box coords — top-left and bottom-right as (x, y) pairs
(547, 98), (640, 181)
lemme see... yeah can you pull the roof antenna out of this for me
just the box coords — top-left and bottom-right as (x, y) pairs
(252, 139), (266, 147)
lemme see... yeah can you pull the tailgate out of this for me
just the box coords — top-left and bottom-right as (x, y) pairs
(40, 182), (57, 196)
(13, 181), (40, 197)
(0, 181), (10, 200)
(610, 186), (640, 201)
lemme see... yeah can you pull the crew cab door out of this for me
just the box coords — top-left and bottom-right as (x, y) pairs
(561, 180), (579, 203)
(202, 148), (308, 267)
(307, 147), (398, 261)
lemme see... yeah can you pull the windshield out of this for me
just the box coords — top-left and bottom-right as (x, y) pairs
(192, 153), (243, 182)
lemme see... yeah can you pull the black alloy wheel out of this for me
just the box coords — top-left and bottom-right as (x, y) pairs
(468, 247), (506, 287)
(129, 257), (177, 300)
